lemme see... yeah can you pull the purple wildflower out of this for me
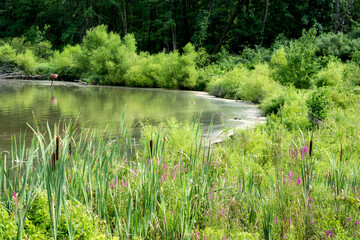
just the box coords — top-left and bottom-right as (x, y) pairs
(297, 177), (301, 185)
(288, 171), (294, 180)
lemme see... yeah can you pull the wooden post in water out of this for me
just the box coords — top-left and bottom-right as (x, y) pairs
(50, 73), (58, 87)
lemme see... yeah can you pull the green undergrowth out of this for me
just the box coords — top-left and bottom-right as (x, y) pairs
(1, 91), (360, 239)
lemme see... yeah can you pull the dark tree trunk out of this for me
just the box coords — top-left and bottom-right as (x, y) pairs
(334, 0), (340, 33)
(260, 0), (270, 47)
(212, 0), (243, 54)
(120, 0), (128, 35)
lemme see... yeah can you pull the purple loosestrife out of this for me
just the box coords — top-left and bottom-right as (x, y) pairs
(288, 172), (294, 182)
(325, 228), (335, 238)
(297, 177), (301, 185)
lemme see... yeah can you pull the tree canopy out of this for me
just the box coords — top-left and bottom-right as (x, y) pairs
(1, 0), (359, 53)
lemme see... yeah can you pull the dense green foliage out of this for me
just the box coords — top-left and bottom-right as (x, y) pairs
(2, 0), (357, 53)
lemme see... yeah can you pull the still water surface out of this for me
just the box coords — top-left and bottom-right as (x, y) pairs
(0, 79), (264, 151)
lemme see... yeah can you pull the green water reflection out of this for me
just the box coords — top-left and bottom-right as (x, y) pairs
(0, 79), (263, 151)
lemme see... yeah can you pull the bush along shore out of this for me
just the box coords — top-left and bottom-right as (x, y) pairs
(1, 26), (360, 239)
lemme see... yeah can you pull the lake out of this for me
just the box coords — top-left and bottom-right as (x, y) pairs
(0, 79), (264, 152)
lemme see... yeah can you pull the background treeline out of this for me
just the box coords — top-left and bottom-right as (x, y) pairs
(1, 0), (360, 53)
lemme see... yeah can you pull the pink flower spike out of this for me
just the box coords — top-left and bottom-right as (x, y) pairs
(289, 218), (292, 225)
(297, 177), (301, 185)
(12, 192), (17, 199)
(309, 197), (313, 203)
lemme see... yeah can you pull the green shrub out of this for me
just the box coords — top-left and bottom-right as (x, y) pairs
(278, 88), (309, 129)
(260, 88), (286, 115)
(306, 88), (329, 128)
(157, 43), (198, 89)
(34, 41), (53, 59)
(207, 65), (246, 99)
(0, 207), (16, 239)
(77, 25), (137, 84)
(49, 44), (82, 80)
(14, 49), (37, 74)
(326, 87), (356, 109)
(9, 37), (32, 54)
(212, 48), (244, 71)
(314, 60), (345, 87)
(236, 63), (279, 103)
(208, 63), (279, 103)
(271, 29), (319, 89)
(315, 33), (352, 61)
(239, 46), (273, 69)
(344, 62), (360, 86)
(124, 54), (160, 87)
(0, 43), (17, 64)
(26, 191), (108, 239)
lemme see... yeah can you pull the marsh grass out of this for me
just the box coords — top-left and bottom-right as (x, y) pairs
(0, 102), (360, 239)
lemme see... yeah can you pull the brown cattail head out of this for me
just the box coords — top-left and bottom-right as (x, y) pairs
(55, 136), (60, 161)
(309, 132), (313, 158)
(52, 152), (56, 170)
(69, 142), (72, 160)
(150, 139), (153, 158)
(340, 143), (343, 162)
